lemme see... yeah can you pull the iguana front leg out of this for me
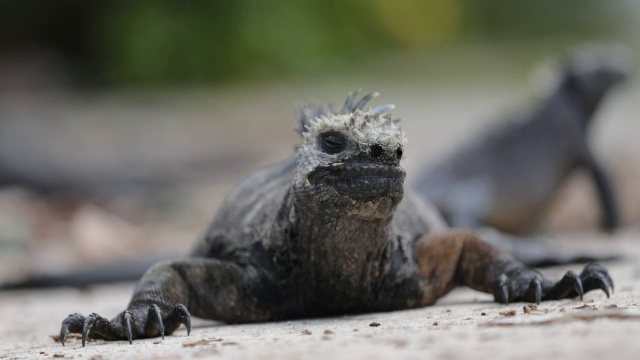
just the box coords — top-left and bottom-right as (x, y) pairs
(584, 151), (620, 231)
(414, 230), (614, 305)
(59, 258), (276, 346)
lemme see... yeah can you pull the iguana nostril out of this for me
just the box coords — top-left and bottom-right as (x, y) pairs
(396, 148), (403, 160)
(370, 144), (384, 158)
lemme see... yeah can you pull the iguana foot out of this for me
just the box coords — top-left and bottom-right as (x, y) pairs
(492, 266), (546, 304)
(493, 262), (613, 305)
(59, 304), (191, 346)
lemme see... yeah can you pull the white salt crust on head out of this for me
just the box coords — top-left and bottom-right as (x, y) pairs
(296, 109), (406, 177)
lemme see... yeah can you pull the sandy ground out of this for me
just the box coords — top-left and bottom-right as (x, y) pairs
(1, 64), (640, 359)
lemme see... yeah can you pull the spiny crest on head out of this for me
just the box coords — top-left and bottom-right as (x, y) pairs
(295, 91), (396, 135)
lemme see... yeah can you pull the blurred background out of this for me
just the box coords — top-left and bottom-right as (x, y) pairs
(1, 0), (639, 284)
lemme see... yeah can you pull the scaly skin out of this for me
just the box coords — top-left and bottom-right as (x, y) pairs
(59, 91), (614, 346)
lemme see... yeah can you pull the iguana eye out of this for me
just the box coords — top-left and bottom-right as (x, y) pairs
(319, 131), (347, 154)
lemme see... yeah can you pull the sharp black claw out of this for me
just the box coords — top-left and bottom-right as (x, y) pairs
(60, 325), (68, 347)
(82, 314), (96, 347)
(123, 310), (133, 345)
(603, 273), (615, 295)
(185, 316), (191, 336)
(576, 283), (584, 301)
(610, 278), (615, 294)
(581, 263), (613, 298)
(597, 274), (611, 298)
(175, 304), (191, 336)
(151, 304), (165, 340)
(573, 274), (584, 301)
(496, 273), (509, 304)
(533, 279), (542, 305)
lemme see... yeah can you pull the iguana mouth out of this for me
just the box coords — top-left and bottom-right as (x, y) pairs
(307, 163), (405, 200)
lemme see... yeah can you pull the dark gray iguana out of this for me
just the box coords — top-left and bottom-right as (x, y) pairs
(59, 92), (613, 346)
(415, 44), (630, 233)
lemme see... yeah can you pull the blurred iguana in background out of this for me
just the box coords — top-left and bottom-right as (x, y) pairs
(416, 44), (631, 234)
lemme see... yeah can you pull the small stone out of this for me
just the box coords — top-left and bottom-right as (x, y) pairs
(523, 303), (547, 315)
(499, 309), (517, 317)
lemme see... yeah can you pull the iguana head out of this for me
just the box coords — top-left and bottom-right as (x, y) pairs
(293, 92), (406, 220)
(561, 44), (631, 116)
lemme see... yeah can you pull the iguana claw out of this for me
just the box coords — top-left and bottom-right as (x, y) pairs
(150, 305), (165, 339)
(123, 311), (133, 344)
(569, 272), (585, 301)
(580, 263), (614, 298)
(175, 304), (191, 335)
(82, 314), (96, 347)
(531, 278), (542, 305)
(495, 273), (509, 304)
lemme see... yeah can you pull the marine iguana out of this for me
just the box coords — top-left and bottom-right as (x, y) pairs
(59, 92), (613, 346)
(415, 44), (630, 233)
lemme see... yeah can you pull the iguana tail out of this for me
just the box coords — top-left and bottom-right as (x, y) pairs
(0, 257), (166, 290)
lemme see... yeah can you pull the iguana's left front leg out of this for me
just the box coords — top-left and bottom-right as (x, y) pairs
(413, 230), (614, 305)
(59, 258), (277, 346)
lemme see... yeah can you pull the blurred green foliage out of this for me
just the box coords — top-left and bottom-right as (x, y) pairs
(0, 0), (632, 85)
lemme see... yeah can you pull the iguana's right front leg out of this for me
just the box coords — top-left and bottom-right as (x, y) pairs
(584, 151), (620, 231)
(413, 230), (614, 305)
(60, 258), (275, 346)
